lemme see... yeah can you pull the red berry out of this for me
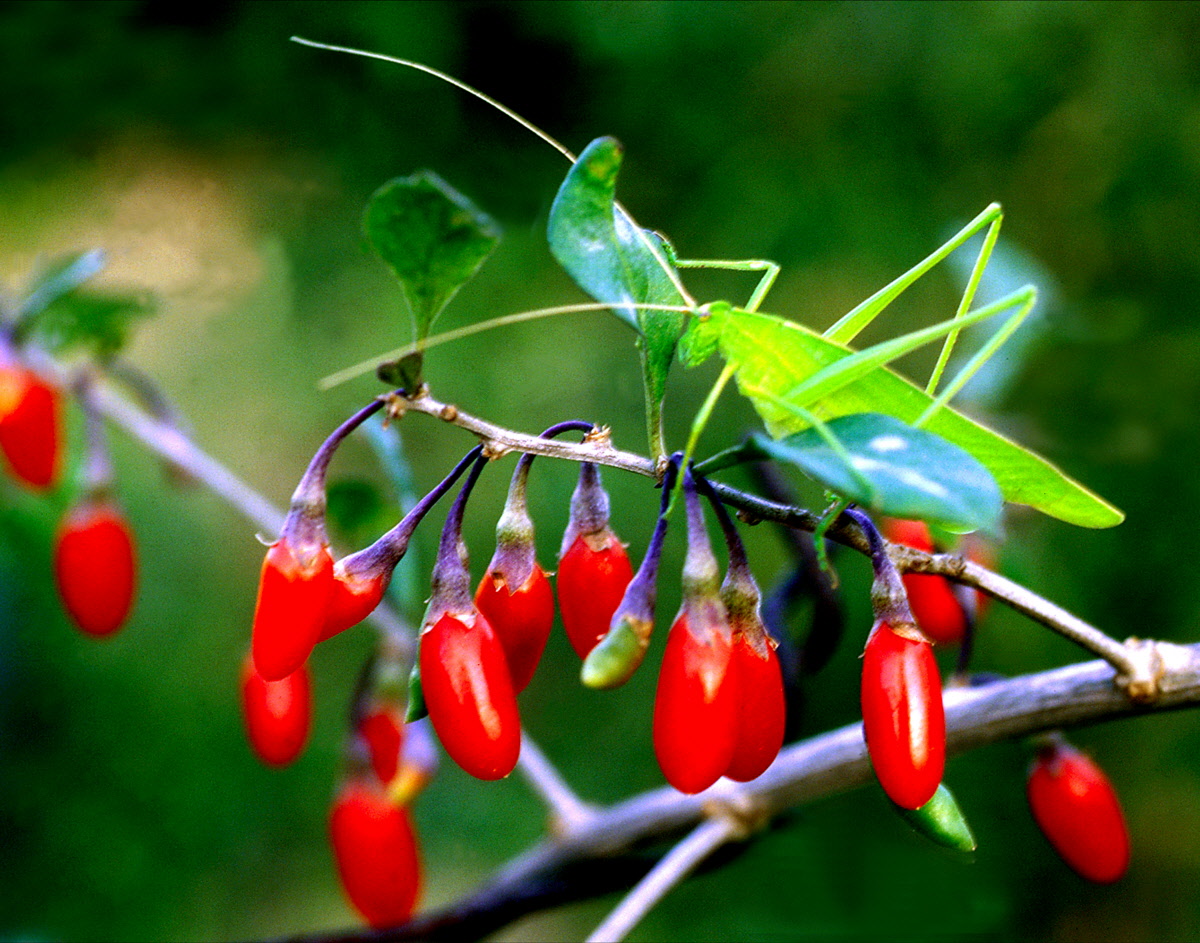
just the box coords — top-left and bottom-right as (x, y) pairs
(359, 706), (405, 786)
(53, 498), (137, 637)
(724, 632), (786, 783)
(474, 563), (555, 693)
(0, 363), (61, 490)
(883, 519), (991, 646)
(329, 779), (421, 928)
(1027, 739), (1130, 883)
(320, 561), (387, 642)
(882, 519), (966, 645)
(556, 533), (633, 659)
(653, 612), (739, 794)
(419, 611), (520, 780)
(250, 537), (334, 681)
(860, 621), (945, 809)
(241, 654), (311, 767)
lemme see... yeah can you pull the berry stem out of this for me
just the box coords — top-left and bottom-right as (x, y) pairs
(693, 470), (750, 582)
(492, 419), (595, 587)
(341, 444), (483, 577)
(843, 506), (917, 633)
(289, 397), (389, 515)
(426, 453), (489, 619)
(279, 396), (390, 560)
(681, 468), (720, 595)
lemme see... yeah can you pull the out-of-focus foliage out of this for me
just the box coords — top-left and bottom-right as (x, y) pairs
(3, 2), (1200, 941)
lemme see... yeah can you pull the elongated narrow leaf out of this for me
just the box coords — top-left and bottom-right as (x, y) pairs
(684, 305), (1123, 528)
(750, 414), (1003, 533)
(364, 171), (500, 341)
(21, 250), (106, 320)
(547, 136), (688, 406)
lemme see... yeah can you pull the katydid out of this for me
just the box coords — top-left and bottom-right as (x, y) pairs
(294, 36), (1121, 532)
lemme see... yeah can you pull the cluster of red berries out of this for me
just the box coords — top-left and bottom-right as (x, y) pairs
(243, 395), (1136, 929)
(242, 616), (431, 926)
(0, 350), (138, 640)
(247, 403), (788, 801)
(858, 512), (1129, 882)
(414, 450), (787, 794)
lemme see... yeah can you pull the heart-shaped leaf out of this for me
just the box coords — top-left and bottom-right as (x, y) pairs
(749, 413), (1004, 534)
(364, 171), (500, 342)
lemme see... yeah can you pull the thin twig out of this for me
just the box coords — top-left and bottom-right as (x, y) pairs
(393, 387), (1144, 680)
(585, 815), (739, 943)
(395, 388), (656, 477)
(517, 732), (598, 833)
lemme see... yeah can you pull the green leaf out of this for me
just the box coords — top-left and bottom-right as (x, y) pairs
(34, 290), (155, 358)
(364, 171), (500, 341)
(20, 250), (106, 320)
(686, 305), (1123, 528)
(748, 414), (1003, 534)
(547, 137), (689, 423)
(376, 351), (424, 393)
(895, 783), (977, 853)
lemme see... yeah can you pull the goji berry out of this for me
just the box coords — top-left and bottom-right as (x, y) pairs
(255, 398), (389, 672)
(54, 498), (137, 637)
(419, 610), (520, 780)
(1027, 737), (1130, 883)
(724, 630), (786, 782)
(241, 654), (311, 767)
(329, 778), (421, 928)
(653, 609), (739, 794)
(860, 620), (945, 809)
(251, 536), (334, 681)
(557, 534), (633, 659)
(321, 562), (388, 642)
(883, 519), (990, 645)
(474, 563), (555, 693)
(694, 470), (786, 783)
(358, 704), (405, 786)
(557, 462), (633, 659)
(652, 470), (739, 794)
(0, 363), (61, 490)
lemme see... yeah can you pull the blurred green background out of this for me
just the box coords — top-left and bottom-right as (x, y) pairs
(3, 1), (1200, 940)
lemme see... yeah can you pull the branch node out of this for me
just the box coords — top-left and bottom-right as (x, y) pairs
(702, 784), (771, 841)
(383, 388), (417, 421)
(583, 425), (612, 449)
(1116, 637), (1166, 703)
(547, 801), (601, 840)
(481, 439), (510, 460)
